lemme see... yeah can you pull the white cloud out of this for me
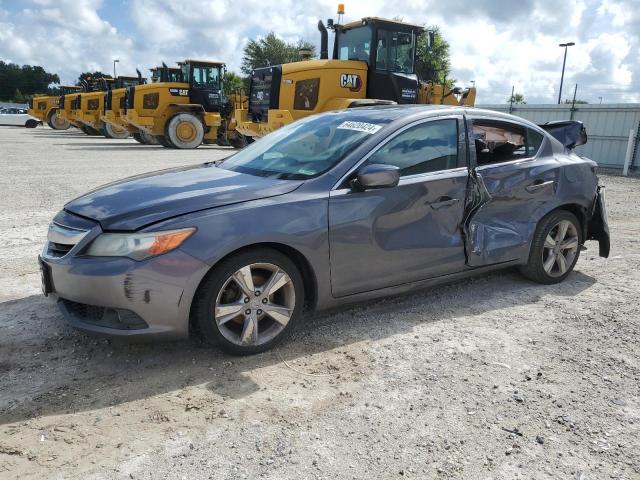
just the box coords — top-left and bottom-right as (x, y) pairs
(0, 0), (637, 103)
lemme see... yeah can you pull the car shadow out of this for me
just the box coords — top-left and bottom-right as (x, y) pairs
(0, 268), (596, 425)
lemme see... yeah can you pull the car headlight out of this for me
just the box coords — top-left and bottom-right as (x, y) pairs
(85, 228), (195, 260)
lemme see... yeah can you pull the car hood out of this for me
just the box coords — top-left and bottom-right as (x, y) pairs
(64, 163), (303, 230)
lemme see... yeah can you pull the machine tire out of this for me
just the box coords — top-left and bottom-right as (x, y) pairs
(140, 131), (159, 145)
(228, 133), (252, 149)
(157, 135), (175, 148)
(103, 122), (130, 139)
(25, 119), (39, 128)
(46, 110), (71, 130)
(166, 113), (204, 149)
(192, 248), (304, 355)
(80, 125), (101, 136)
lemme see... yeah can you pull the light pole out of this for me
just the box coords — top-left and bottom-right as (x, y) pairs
(557, 42), (574, 104)
(113, 59), (119, 78)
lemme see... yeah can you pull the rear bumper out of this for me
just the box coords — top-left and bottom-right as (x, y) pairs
(40, 248), (211, 340)
(587, 185), (610, 258)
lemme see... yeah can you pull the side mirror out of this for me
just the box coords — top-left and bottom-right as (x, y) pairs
(352, 164), (400, 191)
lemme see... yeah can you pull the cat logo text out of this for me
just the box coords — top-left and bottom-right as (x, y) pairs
(339, 74), (362, 92)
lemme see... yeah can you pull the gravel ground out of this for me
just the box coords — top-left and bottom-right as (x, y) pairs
(0, 125), (638, 480)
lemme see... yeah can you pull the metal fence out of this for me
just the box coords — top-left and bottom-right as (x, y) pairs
(477, 103), (640, 172)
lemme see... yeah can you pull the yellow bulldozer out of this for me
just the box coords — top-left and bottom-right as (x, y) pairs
(101, 73), (150, 141)
(28, 85), (82, 130)
(234, 11), (476, 139)
(123, 60), (246, 148)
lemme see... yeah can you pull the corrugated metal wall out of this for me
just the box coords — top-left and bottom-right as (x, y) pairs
(477, 104), (640, 170)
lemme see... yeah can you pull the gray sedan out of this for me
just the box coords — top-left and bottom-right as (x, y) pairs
(40, 106), (610, 355)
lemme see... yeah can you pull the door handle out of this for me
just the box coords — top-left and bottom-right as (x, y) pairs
(429, 196), (460, 209)
(525, 179), (554, 193)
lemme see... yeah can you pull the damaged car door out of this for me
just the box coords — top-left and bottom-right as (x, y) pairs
(463, 116), (555, 266)
(329, 116), (469, 297)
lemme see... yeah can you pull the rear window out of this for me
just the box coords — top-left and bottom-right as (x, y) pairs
(472, 120), (545, 166)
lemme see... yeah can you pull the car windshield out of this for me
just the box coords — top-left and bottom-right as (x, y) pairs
(220, 113), (390, 180)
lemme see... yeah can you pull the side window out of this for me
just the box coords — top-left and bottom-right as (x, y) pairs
(527, 128), (544, 156)
(365, 119), (460, 176)
(376, 30), (389, 70)
(472, 121), (528, 165)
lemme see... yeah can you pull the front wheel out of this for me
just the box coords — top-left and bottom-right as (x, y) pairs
(103, 122), (130, 139)
(520, 210), (582, 284)
(47, 110), (70, 130)
(193, 249), (304, 355)
(166, 113), (204, 149)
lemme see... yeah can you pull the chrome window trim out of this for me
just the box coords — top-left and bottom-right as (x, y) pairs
(331, 114), (465, 191)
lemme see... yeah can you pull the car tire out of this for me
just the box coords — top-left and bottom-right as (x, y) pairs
(25, 119), (38, 128)
(103, 122), (130, 139)
(166, 113), (204, 149)
(132, 132), (145, 144)
(193, 248), (305, 355)
(520, 210), (582, 284)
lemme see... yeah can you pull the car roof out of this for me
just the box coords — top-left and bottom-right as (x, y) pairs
(330, 104), (543, 131)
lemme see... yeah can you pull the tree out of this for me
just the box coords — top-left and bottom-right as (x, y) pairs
(241, 32), (316, 75)
(0, 61), (59, 101)
(508, 92), (526, 104)
(564, 98), (588, 104)
(415, 26), (454, 86)
(223, 71), (246, 94)
(76, 71), (112, 86)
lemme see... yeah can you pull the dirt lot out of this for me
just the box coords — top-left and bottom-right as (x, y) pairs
(0, 125), (638, 480)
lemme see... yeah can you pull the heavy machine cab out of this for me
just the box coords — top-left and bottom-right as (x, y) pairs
(179, 60), (225, 112)
(333, 17), (421, 103)
(151, 65), (184, 83)
(236, 9), (475, 139)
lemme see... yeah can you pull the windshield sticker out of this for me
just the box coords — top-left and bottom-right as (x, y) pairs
(337, 121), (382, 135)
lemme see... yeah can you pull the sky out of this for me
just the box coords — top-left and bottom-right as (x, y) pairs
(0, 0), (637, 104)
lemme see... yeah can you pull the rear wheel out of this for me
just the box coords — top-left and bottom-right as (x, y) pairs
(47, 110), (70, 130)
(132, 132), (145, 144)
(140, 131), (159, 145)
(193, 248), (304, 355)
(156, 135), (175, 148)
(25, 119), (38, 128)
(228, 133), (252, 149)
(103, 122), (130, 139)
(80, 125), (101, 136)
(520, 210), (582, 284)
(166, 113), (204, 149)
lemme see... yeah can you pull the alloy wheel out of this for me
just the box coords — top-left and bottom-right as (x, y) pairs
(542, 219), (579, 277)
(215, 263), (295, 346)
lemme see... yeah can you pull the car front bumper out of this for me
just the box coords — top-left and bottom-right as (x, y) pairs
(40, 247), (211, 340)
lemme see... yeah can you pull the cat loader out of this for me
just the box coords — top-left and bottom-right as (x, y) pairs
(101, 72), (150, 141)
(123, 59), (245, 149)
(73, 77), (123, 137)
(60, 77), (105, 135)
(234, 9), (476, 139)
(28, 86), (82, 130)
